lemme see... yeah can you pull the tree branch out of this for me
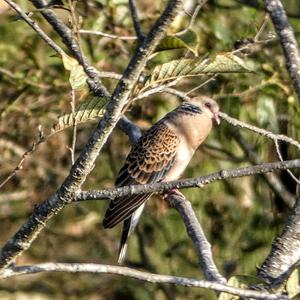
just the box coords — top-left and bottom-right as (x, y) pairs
(77, 159), (300, 202)
(167, 194), (226, 283)
(79, 29), (137, 40)
(3, 0), (65, 56)
(257, 197), (300, 287)
(29, 0), (108, 96)
(128, 0), (144, 41)
(264, 0), (300, 100)
(0, 0), (182, 270)
(0, 263), (285, 299)
(233, 131), (296, 208)
(220, 112), (300, 151)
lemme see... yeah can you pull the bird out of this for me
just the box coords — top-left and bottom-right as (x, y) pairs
(103, 96), (220, 264)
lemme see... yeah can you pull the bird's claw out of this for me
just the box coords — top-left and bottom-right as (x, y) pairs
(163, 188), (185, 199)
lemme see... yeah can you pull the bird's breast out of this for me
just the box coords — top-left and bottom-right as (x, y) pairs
(163, 140), (194, 182)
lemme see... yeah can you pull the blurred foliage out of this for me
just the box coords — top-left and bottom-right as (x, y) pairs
(0, 0), (300, 299)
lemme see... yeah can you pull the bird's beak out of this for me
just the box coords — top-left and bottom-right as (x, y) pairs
(214, 114), (220, 125)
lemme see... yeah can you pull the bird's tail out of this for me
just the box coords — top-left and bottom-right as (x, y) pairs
(118, 218), (131, 264)
(117, 204), (145, 264)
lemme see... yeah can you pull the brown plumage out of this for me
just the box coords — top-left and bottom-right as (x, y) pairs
(103, 96), (220, 264)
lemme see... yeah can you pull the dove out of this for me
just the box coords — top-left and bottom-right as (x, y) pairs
(103, 96), (220, 264)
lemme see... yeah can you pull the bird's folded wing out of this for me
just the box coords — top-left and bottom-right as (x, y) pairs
(103, 122), (179, 228)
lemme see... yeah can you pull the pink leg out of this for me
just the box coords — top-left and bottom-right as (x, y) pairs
(163, 188), (185, 199)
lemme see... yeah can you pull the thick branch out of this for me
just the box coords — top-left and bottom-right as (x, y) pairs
(0, 263), (285, 299)
(264, 0), (300, 100)
(77, 159), (300, 201)
(0, 0), (182, 270)
(167, 194), (226, 283)
(257, 197), (300, 287)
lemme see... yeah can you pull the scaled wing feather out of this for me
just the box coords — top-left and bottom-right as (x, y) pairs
(103, 122), (179, 228)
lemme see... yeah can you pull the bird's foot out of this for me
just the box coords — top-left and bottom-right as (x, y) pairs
(163, 188), (185, 199)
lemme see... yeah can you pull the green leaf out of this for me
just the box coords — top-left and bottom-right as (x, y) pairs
(51, 95), (109, 133)
(62, 54), (88, 90)
(155, 30), (198, 55)
(143, 53), (253, 91)
(286, 267), (300, 298)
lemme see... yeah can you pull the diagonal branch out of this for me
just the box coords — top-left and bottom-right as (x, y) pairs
(128, 0), (144, 41)
(0, 0), (183, 270)
(0, 262), (285, 300)
(220, 112), (300, 151)
(257, 197), (300, 288)
(264, 0), (300, 100)
(167, 194), (226, 283)
(29, 0), (108, 96)
(4, 0), (65, 56)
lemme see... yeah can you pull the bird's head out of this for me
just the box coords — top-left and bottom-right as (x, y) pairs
(189, 96), (220, 125)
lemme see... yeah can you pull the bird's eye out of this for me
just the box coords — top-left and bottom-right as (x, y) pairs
(205, 102), (212, 109)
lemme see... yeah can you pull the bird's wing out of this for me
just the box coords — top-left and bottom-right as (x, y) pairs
(103, 122), (179, 228)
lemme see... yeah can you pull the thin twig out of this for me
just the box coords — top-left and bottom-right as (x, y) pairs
(3, 0), (65, 56)
(0, 130), (45, 189)
(254, 14), (270, 41)
(0, 263), (285, 299)
(167, 193), (226, 283)
(274, 139), (300, 185)
(175, 0), (207, 36)
(70, 89), (77, 165)
(79, 29), (137, 40)
(233, 131), (295, 208)
(185, 74), (217, 96)
(0, 67), (50, 89)
(30, 0), (108, 97)
(128, 0), (144, 41)
(67, 0), (83, 56)
(219, 112), (300, 151)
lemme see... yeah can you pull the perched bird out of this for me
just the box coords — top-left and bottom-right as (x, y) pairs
(103, 96), (220, 264)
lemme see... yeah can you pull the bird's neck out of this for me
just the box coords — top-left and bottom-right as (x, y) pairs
(165, 112), (212, 151)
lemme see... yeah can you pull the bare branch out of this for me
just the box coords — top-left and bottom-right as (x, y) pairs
(0, 263), (285, 299)
(234, 131), (295, 208)
(0, 67), (50, 89)
(175, 0), (207, 36)
(70, 89), (77, 164)
(167, 193), (226, 283)
(77, 159), (300, 202)
(220, 112), (300, 151)
(79, 29), (137, 40)
(264, 0), (300, 100)
(0, 130), (45, 189)
(29, 0), (108, 97)
(128, 0), (144, 41)
(274, 139), (300, 185)
(3, 0), (65, 56)
(257, 197), (300, 288)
